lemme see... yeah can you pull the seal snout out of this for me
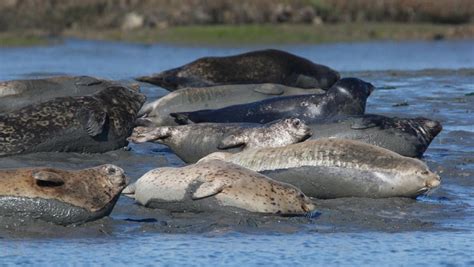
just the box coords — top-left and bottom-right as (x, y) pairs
(101, 164), (128, 187)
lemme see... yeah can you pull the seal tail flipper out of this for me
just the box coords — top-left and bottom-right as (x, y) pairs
(128, 126), (171, 143)
(122, 183), (136, 198)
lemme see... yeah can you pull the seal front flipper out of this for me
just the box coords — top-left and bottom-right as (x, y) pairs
(350, 117), (378, 130)
(218, 134), (247, 149)
(191, 180), (226, 200)
(78, 108), (107, 136)
(74, 76), (102, 86)
(253, 84), (284, 95)
(32, 169), (65, 186)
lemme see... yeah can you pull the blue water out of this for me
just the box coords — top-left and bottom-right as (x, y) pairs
(0, 39), (473, 266)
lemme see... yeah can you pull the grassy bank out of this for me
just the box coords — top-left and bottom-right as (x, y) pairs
(2, 23), (473, 47)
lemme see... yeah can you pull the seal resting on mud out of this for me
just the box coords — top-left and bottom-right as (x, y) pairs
(129, 118), (311, 163)
(123, 160), (316, 215)
(136, 83), (324, 127)
(0, 86), (146, 157)
(0, 164), (127, 225)
(304, 114), (443, 158)
(200, 139), (441, 199)
(171, 78), (375, 124)
(136, 49), (340, 91)
(0, 75), (139, 113)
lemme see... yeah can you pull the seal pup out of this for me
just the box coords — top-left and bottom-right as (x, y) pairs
(136, 83), (324, 127)
(129, 118), (311, 163)
(0, 76), (138, 113)
(200, 139), (441, 199)
(0, 164), (127, 225)
(136, 49), (340, 91)
(306, 114), (443, 158)
(0, 86), (146, 157)
(171, 78), (375, 124)
(123, 160), (316, 215)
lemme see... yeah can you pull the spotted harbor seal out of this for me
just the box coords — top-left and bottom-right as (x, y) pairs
(0, 86), (146, 157)
(305, 114), (443, 158)
(136, 83), (324, 127)
(123, 160), (316, 215)
(136, 49), (340, 91)
(0, 164), (127, 225)
(200, 139), (441, 199)
(130, 118), (311, 163)
(0, 76), (138, 113)
(171, 78), (375, 124)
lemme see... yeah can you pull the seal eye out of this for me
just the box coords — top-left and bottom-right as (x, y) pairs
(107, 167), (117, 175)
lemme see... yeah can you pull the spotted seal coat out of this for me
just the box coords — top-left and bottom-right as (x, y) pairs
(0, 164), (127, 225)
(129, 118), (311, 163)
(200, 139), (441, 199)
(0, 86), (146, 156)
(171, 78), (374, 124)
(0, 76), (139, 113)
(123, 160), (316, 215)
(136, 49), (340, 91)
(305, 114), (443, 158)
(136, 83), (324, 127)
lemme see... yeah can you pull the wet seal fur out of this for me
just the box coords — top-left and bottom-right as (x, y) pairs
(171, 78), (375, 124)
(123, 160), (316, 215)
(129, 118), (311, 163)
(136, 83), (324, 127)
(200, 139), (441, 199)
(306, 114), (443, 158)
(0, 86), (146, 157)
(0, 164), (127, 225)
(0, 76), (139, 113)
(136, 49), (340, 91)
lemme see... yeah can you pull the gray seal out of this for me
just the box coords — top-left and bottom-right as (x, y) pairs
(306, 114), (443, 158)
(0, 76), (139, 113)
(136, 49), (340, 91)
(200, 139), (441, 199)
(137, 83), (324, 127)
(0, 86), (146, 157)
(129, 118), (311, 163)
(171, 78), (375, 124)
(123, 160), (316, 215)
(0, 164), (127, 225)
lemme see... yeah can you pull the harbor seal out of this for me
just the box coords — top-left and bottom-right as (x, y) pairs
(200, 139), (441, 199)
(136, 49), (340, 91)
(306, 114), (443, 158)
(0, 86), (146, 157)
(123, 160), (316, 215)
(0, 164), (127, 225)
(0, 76), (138, 113)
(171, 78), (375, 124)
(129, 118), (311, 163)
(136, 83), (324, 127)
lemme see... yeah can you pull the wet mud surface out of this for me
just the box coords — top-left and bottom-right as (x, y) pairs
(0, 40), (473, 265)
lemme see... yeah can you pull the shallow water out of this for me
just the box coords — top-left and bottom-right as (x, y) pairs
(1, 39), (473, 266)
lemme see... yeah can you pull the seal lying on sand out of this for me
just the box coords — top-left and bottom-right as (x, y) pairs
(0, 76), (138, 113)
(0, 86), (146, 157)
(171, 78), (375, 124)
(123, 160), (316, 215)
(136, 83), (324, 127)
(129, 118), (311, 163)
(136, 49), (340, 91)
(200, 139), (441, 199)
(305, 114), (443, 158)
(0, 164), (127, 225)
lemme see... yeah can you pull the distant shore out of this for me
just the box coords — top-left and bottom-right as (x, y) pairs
(1, 22), (473, 47)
